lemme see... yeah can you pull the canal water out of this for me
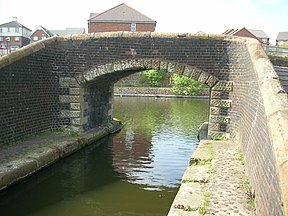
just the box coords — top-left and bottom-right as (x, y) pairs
(0, 97), (209, 216)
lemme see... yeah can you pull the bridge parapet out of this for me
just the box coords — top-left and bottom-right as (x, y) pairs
(0, 32), (287, 215)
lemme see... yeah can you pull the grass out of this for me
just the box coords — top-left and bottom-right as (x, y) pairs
(184, 205), (198, 212)
(236, 147), (244, 165)
(69, 130), (80, 137)
(244, 176), (256, 209)
(174, 142), (214, 215)
(211, 136), (223, 141)
(236, 147), (255, 209)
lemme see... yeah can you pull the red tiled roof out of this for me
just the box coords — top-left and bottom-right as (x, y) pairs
(88, 3), (156, 23)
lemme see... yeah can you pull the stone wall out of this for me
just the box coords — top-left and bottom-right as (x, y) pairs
(114, 87), (173, 96)
(0, 32), (287, 215)
(228, 40), (286, 215)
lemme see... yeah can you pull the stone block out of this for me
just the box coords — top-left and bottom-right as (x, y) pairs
(198, 72), (209, 83)
(69, 88), (80, 95)
(183, 66), (192, 77)
(71, 118), (80, 125)
(143, 58), (152, 69)
(70, 103), (80, 110)
(206, 76), (218, 87)
(208, 131), (230, 140)
(59, 77), (80, 87)
(60, 110), (80, 118)
(160, 60), (169, 71)
(210, 115), (231, 124)
(152, 59), (161, 70)
(0, 159), (38, 191)
(50, 140), (83, 158)
(190, 68), (201, 80)
(113, 61), (123, 72)
(213, 81), (233, 91)
(74, 75), (86, 85)
(59, 95), (80, 103)
(121, 60), (133, 70)
(167, 62), (176, 73)
(211, 99), (232, 108)
(27, 147), (59, 169)
(105, 63), (114, 73)
(97, 65), (107, 74)
(211, 91), (221, 99)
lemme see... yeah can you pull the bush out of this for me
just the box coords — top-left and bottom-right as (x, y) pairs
(268, 55), (288, 67)
(140, 70), (166, 87)
(171, 74), (207, 96)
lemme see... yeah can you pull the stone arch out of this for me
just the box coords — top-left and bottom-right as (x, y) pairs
(59, 58), (233, 140)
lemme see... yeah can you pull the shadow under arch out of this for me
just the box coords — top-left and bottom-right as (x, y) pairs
(63, 58), (233, 140)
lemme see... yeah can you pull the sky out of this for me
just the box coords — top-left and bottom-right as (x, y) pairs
(0, 0), (287, 45)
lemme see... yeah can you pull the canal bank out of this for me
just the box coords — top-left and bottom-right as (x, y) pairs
(114, 86), (209, 99)
(0, 119), (122, 192)
(168, 140), (256, 216)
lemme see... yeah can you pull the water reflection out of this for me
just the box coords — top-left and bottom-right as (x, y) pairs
(0, 97), (209, 216)
(111, 97), (209, 191)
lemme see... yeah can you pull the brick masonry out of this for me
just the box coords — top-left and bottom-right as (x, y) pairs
(0, 32), (287, 215)
(88, 22), (156, 33)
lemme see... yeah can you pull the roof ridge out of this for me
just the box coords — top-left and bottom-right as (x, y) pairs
(88, 3), (155, 22)
(90, 3), (125, 20)
(123, 3), (155, 21)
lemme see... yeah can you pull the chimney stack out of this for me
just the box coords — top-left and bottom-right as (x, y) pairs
(12, 16), (17, 22)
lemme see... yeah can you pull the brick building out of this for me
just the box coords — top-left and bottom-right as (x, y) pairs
(30, 26), (54, 42)
(276, 32), (288, 46)
(0, 17), (31, 52)
(30, 26), (85, 43)
(88, 3), (157, 33)
(223, 27), (270, 45)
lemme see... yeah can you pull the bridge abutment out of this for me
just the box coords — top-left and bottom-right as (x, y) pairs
(0, 32), (287, 215)
(59, 77), (113, 132)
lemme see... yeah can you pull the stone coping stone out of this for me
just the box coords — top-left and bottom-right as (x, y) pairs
(0, 120), (122, 192)
(168, 141), (213, 216)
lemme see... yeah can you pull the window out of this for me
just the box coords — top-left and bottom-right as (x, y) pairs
(131, 23), (136, 32)
(15, 27), (19, 33)
(33, 36), (38, 41)
(7, 27), (10, 32)
(0, 28), (2, 33)
(0, 36), (2, 42)
(15, 36), (20, 41)
(262, 39), (267, 44)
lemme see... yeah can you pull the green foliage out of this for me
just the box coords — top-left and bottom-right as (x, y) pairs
(184, 205), (198, 211)
(171, 74), (207, 96)
(237, 147), (245, 165)
(139, 69), (166, 87)
(211, 136), (223, 141)
(268, 54), (288, 67)
(69, 130), (80, 137)
(52, 127), (64, 132)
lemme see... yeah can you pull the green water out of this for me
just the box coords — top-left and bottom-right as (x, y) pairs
(0, 97), (209, 216)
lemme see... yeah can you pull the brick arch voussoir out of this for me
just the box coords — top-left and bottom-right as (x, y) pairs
(71, 58), (233, 140)
(73, 58), (220, 88)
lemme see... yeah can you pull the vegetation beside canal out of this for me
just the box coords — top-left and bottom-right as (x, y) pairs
(116, 69), (209, 96)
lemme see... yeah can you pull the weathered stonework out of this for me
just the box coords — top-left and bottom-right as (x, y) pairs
(0, 32), (287, 216)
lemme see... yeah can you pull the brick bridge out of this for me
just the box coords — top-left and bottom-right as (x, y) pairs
(0, 32), (287, 215)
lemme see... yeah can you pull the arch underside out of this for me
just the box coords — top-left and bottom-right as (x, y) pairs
(60, 58), (233, 140)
